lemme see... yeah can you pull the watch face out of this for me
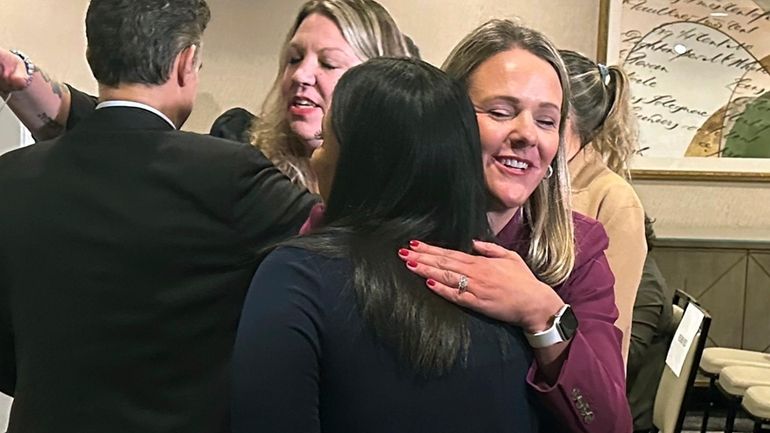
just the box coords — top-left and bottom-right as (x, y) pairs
(559, 306), (579, 338)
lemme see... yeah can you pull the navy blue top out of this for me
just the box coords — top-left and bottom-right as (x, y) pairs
(231, 246), (539, 433)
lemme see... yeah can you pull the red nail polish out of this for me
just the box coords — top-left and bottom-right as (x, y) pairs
(398, 248), (409, 257)
(407, 261), (418, 268)
(409, 240), (420, 248)
(427, 279), (436, 287)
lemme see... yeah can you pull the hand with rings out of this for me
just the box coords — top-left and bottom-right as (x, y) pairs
(398, 239), (565, 334)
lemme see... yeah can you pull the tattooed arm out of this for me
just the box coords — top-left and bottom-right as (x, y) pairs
(0, 48), (71, 141)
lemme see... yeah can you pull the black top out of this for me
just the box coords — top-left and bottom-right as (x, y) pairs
(232, 246), (539, 433)
(0, 90), (317, 433)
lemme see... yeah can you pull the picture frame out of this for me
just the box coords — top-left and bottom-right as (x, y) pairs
(596, 0), (770, 182)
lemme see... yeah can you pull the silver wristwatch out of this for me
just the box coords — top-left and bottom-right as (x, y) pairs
(525, 304), (578, 348)
(10, 50), (37, 84)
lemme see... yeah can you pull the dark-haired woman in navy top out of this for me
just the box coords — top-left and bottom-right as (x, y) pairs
(231, 57), (541, 433)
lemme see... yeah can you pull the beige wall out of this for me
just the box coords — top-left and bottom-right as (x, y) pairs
(0, 0), (767, 239)
(636, 180), (770, 240)
(0, 0), (600, 134)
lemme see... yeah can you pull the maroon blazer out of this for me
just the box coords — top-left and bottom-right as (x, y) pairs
(498, 211), (632, 433)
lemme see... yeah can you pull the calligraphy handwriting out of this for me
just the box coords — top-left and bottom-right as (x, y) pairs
(635, 111), (680, 130)
(633, 94), (709, 117)
(678, 27), (753, 51)
(668, 0), (770, 25)
(628, 71), (659, 88)
(625, 0), (694, 20)
(726, 78), (767, 97)
(626, 52), (670, 72)
(628, 0), (763, 33)
(671, 49), (762, 73)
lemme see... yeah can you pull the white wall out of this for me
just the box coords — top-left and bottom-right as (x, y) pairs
(0, 105), (21, 155)
(0, 393), (9, 430)
(636, 180), (770, 240)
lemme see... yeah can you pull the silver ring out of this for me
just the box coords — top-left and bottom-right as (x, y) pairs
(457, 275), (469, 294)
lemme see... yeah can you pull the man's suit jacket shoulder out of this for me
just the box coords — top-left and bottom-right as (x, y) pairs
(0, 107), (317, 433)
(168, 128), (319, 248)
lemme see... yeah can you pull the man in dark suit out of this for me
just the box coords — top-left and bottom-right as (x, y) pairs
(0, 1), (317, 432)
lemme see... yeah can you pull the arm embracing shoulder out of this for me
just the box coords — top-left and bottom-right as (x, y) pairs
(231, 146), (318, 250)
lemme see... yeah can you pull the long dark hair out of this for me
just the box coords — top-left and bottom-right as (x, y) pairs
(288, 57), (491, 373)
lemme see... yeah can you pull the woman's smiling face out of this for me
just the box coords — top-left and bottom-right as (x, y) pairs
(467, 47), (563, 213)
(281, 13), (362, 152)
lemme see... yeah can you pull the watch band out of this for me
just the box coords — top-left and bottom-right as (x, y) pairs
(525, 304), (570, 348)
(10, 49), (36, 88)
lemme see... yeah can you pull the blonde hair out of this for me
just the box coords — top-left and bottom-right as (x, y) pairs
(442, 19), (575, 286)
(250, 0), (413, 192)
(560, 49), (638, 178)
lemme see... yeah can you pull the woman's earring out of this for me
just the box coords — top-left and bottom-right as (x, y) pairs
(544, 165), (554, 179)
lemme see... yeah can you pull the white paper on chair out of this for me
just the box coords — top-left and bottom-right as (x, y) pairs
(665, 303), (705, 377)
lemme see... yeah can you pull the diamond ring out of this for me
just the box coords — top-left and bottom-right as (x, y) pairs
(457, 275), (469, 294)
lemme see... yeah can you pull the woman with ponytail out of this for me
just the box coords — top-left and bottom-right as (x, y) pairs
(560, 49), (646, 365)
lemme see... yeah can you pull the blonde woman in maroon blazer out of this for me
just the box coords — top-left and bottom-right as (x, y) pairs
(399, 20), (632, 433)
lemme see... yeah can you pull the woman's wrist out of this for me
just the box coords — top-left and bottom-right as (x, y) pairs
(523, 283), (565, 334)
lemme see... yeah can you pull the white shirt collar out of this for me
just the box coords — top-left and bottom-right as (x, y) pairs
(95, 100), (177, 130)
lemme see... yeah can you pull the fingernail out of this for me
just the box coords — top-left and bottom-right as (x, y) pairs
(409, 240), (420, 248)
(427, 279), (436, 287)
(406, 261), (418, 268)
(398, 248), (409, 257)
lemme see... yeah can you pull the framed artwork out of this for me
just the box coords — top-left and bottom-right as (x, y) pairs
(597, 0), (770, 181)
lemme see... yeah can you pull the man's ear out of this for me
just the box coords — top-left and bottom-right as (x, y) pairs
(175, 44), (199, 87)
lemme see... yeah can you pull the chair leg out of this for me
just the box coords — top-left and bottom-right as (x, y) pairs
(755, 420), (770, 433)
(724, 401), (737, 433)
(701, 376), (715, 433)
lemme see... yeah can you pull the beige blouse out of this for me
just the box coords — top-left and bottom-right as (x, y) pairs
(568, 146), (647, 365)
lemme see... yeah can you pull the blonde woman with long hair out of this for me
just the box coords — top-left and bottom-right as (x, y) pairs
(249, 0), (414, 192)
(399, 20), (632, 433)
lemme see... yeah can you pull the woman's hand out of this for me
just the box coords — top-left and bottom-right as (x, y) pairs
(399, 240), (564, 333)
(0, 48), (31, 94)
